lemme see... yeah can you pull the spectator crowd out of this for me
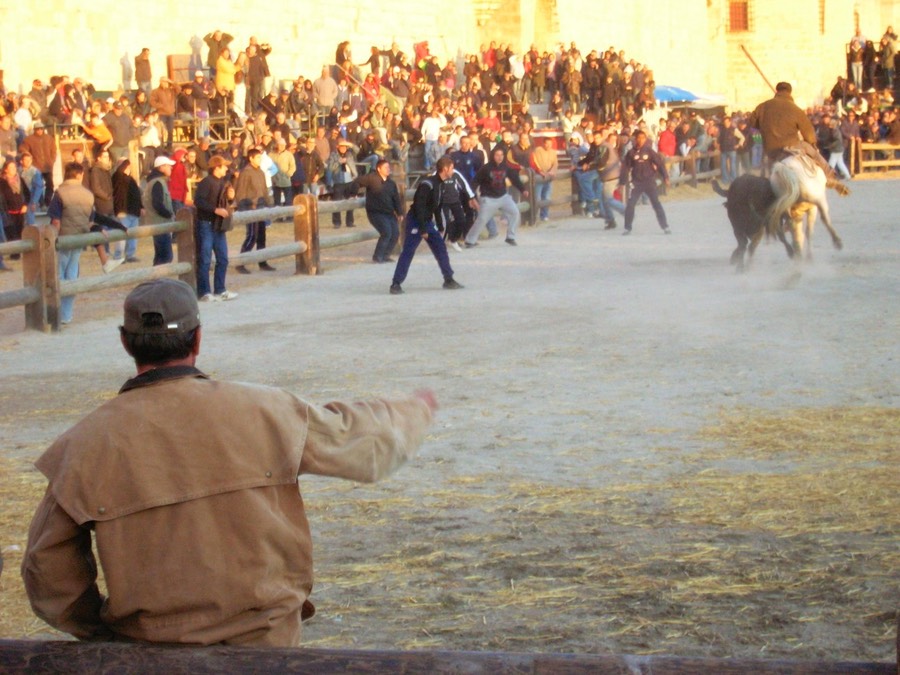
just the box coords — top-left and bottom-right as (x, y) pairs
(0, 27), (898, 289)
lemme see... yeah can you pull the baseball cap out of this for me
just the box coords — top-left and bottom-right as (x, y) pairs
(123, 279), (200, 334)
(195, 70), (204, 77)
(154, 156), (176, 168)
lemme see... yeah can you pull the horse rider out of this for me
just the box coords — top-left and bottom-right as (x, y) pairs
(749, 81), (850, 196)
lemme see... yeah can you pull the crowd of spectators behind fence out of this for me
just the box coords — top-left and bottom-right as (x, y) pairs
(0, 26), (899, 274)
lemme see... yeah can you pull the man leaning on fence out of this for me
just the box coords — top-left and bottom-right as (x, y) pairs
(194, 155), (238, 302)
(142, 155), (177, 266)
(48, 162), (95, 325)
(22, 277), (437, 646)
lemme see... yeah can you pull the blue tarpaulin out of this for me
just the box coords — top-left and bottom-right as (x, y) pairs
(654, 85), (698, 103)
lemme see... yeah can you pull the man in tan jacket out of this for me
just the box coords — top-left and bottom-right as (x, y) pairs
(748, 81), (849, 196)
(22, 278), (437, 646)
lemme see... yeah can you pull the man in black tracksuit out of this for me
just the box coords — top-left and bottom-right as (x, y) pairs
(437, 168), (477, 251)
(619, 130), (671, 235)
(357, 159), (403, 263)
(390, 156), (463, 294)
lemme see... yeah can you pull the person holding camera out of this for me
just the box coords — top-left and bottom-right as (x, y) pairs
(194, 155), (238, 301)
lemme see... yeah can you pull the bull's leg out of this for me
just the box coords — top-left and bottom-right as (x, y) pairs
(731, 228), (747, 268)
(746, 228), (765, 267)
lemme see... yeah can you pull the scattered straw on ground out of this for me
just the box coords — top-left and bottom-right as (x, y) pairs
(1, 407), (897, 661)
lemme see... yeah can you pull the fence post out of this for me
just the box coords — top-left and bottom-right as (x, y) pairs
(22, 224), (57, 332)
(294, 194), (320, 275)
(174, 207), (197, 291)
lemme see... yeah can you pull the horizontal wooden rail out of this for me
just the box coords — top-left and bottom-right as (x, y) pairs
(56, 221), (189, 253)
(230, 242), (307, 267)
(0, 286), (40, 311)
(0, 640), (894, 674)
(0, 239), (34, 257)
(857, 141), (900, 173)
(60, 262), (193, 297)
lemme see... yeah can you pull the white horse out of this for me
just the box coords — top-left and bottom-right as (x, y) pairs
(766, 154), (843, 259)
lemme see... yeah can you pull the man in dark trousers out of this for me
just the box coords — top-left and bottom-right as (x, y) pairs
(194, 155), (238, 301)
(357, 159), (402, 263)
(234, 147), (274, 274)
(142, 155), (177, 264)
(619, 129), (671, 235)
(390, 156), (463, 295)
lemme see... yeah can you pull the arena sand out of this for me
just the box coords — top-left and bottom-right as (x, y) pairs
(0, 179), (897, 662)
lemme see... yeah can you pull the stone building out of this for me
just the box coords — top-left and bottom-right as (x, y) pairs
(0, 0), (896, 111)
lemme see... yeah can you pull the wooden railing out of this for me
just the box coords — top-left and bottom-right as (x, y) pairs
(0, 639), (895, 674)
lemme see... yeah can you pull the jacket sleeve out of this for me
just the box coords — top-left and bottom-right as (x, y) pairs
(21, 489), (113, 641)
(89, 170), (112, 203)
(299, 396), (433, 483)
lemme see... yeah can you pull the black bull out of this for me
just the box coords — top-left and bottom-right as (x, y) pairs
(712, 176), (793, 270)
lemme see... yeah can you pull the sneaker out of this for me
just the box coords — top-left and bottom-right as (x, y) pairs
(389, 283), (403, 295)
(464, 242), (478, 249)
(505, 238), (517, 246)
(450, 241), (463, 252)
(235, 265), (251, 274)
(199, 293), (217, 302)
(217, 290), (239, 301)
(604, 221), (617, 230)
(663, 227), (672, 235)
(125, 256), (141, 263)
(102, 258), (125, 274)
(487, 231), (499, 240)
(443, 278), (464, 290)
(259, 262), (277, 271)
(622, 229), (632, 236)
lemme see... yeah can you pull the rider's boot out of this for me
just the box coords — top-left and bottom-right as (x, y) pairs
(814, 150), (851, 196)
(826, 176), (851, 196)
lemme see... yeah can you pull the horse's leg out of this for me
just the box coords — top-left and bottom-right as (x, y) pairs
(815, 199), (843, 250)
(804, 206), (818, 260)
(790, 214), (805, 260)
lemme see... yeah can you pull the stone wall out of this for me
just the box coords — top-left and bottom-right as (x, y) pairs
(0, 0), (895, 111)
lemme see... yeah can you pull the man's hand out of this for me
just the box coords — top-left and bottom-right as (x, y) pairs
(214, 207), (230, 218)
(414, 389), (439, 414)
(521, 190), (530, 198)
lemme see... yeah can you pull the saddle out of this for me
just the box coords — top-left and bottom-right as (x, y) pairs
(775, 147), (818, 176)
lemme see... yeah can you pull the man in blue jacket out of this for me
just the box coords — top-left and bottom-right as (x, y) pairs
(619, 129), (671, 235)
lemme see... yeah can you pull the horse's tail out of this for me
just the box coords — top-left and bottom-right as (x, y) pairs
(765, 163), (800, 239)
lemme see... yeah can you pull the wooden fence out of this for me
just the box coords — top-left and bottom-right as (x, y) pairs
(0, 639), (895, 674)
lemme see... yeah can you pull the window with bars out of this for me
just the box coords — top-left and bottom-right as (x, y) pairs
(728, 1), (750, 33)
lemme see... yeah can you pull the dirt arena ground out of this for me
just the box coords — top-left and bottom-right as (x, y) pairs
(0, 179), (897, 663)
